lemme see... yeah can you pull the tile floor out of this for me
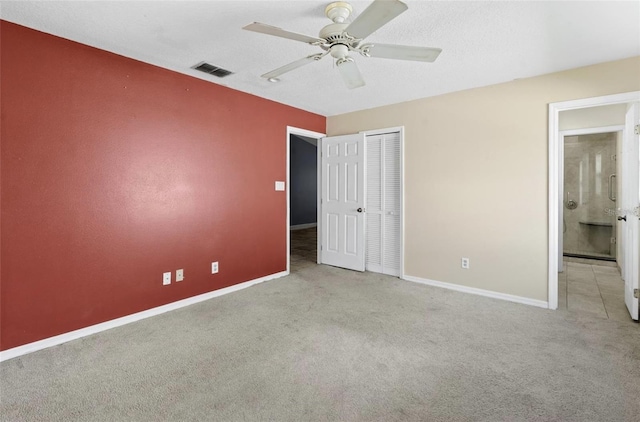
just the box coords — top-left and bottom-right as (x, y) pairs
(559, 258), (633, 322)
(291, 229), (635, 323)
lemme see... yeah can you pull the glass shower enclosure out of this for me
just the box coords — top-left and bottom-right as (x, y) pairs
(563, 132), (618, 261)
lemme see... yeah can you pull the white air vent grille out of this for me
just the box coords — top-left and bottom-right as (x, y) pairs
(192, 62), (234, 78)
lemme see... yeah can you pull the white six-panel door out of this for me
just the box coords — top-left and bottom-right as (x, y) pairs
(320, 133), (366, 271)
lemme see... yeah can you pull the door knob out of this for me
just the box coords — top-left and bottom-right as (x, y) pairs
(357, 208), (363, 213)
(618, 215), (627, 221)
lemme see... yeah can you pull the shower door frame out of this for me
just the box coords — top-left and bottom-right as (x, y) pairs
(558, 126), (624, 264)
(548, 91), (640, 311)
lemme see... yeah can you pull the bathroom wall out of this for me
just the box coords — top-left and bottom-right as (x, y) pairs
(559, 104), (627, 131)
(563, 133), (618, 258)
(558, 104), (628, 263)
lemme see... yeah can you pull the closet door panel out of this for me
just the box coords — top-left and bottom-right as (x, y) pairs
(382, 133), (401, 274)
(366, 135), (383, 271)
(366, 131), (401, 276)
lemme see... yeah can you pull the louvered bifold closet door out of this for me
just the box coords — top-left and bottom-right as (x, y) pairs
(383, 133), (401, 275)
(366, 135), (383, 273)
(365, 132), (401, 276)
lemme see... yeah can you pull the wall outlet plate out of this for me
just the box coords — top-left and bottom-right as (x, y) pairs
(211, 261), (219, 274)
(163, 272), (171, 285)
(176, 269), (184, 282)
(461, 258), (470, 269)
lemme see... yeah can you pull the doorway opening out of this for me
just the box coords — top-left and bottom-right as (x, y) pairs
(549, 92), (640, 321)
(561, 129), (622, 262)
(286, 127), (325, 274)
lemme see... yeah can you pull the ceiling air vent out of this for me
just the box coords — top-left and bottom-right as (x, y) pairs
(192, 62), (234, 78)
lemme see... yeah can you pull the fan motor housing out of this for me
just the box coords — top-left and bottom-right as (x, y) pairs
(319, 23), (352, 46)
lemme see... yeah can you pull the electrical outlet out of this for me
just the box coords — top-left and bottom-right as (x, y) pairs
(461, 258), (470, 269)
(163, 272), (171, 285)
(176, 269), (184, 282)
(211, 261), (219, 274)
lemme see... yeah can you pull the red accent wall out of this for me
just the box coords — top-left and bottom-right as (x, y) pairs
(0, 21), (325, 350)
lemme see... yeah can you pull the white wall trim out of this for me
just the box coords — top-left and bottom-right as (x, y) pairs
(548, 91), (640, 311)
(0, 271), (288, 363)
(290, 223), (317, 230)
(403, 275), (549, 309)
(286, 126), (325, 273)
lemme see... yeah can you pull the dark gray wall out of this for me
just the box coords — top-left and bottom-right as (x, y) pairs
(290, 135), (317, 226)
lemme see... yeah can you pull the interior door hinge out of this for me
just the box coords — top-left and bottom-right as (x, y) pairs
(635, 124), (640, 135)
(635, 289), (639, 299)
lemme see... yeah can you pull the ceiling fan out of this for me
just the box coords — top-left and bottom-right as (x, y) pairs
(242, 0), (442, 89)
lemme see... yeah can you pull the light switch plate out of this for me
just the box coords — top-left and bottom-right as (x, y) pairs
(176, 269), (184, 282)
(275, 181), (285, 191)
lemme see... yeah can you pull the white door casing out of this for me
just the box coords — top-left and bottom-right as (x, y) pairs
(320, 133), (366, 271)
(622, 103), (639, 320)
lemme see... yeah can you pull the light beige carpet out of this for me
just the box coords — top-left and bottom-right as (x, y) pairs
(2, 261), (639, 421)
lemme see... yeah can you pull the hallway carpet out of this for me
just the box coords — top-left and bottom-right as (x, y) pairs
(2, 262), (639, 421)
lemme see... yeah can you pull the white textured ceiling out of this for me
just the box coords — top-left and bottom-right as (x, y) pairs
(2, 1), (639, 116)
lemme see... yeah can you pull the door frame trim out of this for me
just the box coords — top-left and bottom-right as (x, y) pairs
(548, 91), (640, 310)
(286, 126), (326, 274)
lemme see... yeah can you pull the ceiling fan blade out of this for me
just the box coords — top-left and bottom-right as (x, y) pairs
(243, 22), (325, 45)
(337, 58), (365, 89)
(261, 53), (326, 80)
(363, 43), (442, 62)
(345, 0), (408, 40)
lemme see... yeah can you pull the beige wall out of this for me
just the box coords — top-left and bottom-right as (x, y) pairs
(327, 56), (640, 302)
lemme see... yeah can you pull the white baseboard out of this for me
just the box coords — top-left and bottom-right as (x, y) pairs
(290, 223), (317, 231)
(402, 275), (549, 309)
(0, 270), (289, 363)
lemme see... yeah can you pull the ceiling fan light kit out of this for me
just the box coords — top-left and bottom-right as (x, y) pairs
(242, 0), (442, 89)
